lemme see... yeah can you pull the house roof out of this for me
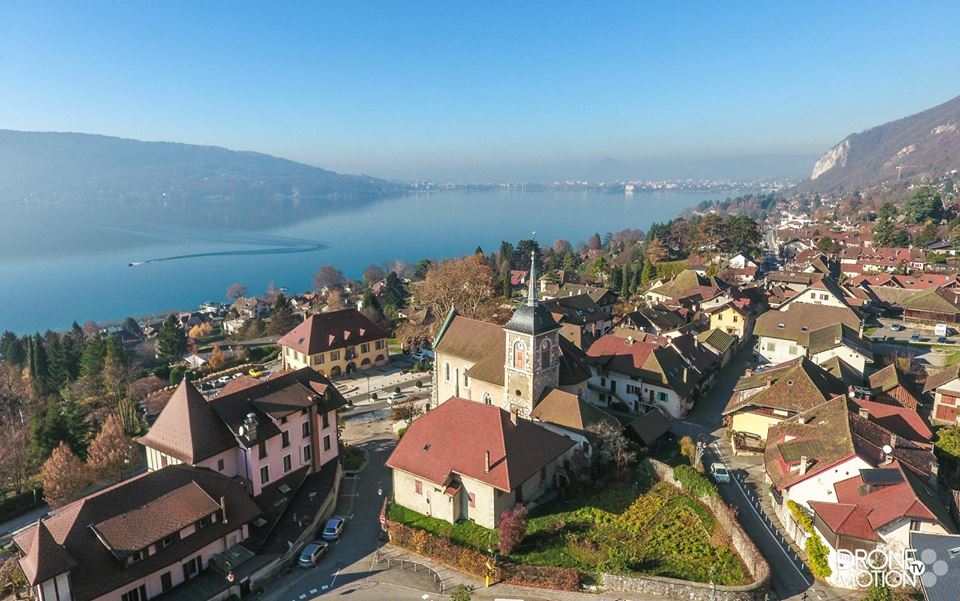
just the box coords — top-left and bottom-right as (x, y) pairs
(19, 520), (75, 585)
(386, 397), (575, 492)
(627, 409), (672, 446)
(137, 378), (237, 464)
(848, 396), (933, 443)
(697, 328), (738, 354)
(647, 270), (726, 303)
(531, 389), (620, 433)
(924, 364), (960, 393)
(623, 304), (686, 332)
(14, 465), (260, 601)
(901, 287), (960, 315)
(277, 309), (388, 355)
(810, 461), (952, 541)
(541, 294), (605, 326)
(818, 356), (863, 386)
(754, 303), (861, 342)
(910, 532), (960, 601)
(725, 357), (847, 415)
(764, 396), (936, 491)
(805, 322), (873, 357)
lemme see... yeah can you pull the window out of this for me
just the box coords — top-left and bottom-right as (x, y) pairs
(302, 421), (311, 438)
(260, 465), (270, 485)
(121, 585), (148, 601)
(468, 492), (476, 508)
(283, 454), (292, 473)
(161, 572), (173, 592)
(303, 445), (312, 462)
(444, 362), (450, 381)
(197, 514), (213, 529)
(301, 407), (308, 415)
(126, 549), (145, 565)
(733, 315), (739, 322)
(217, 458), (225, 472)
(258, 441), (267, 460)
(323, 435), (331, 452)
(600, 377), (606, 386)
(315, 352), (325, 364)
(322, 411), (330, 429)
(513, 341), (526, 369)
(160, 534), (175, 549)
(415, 480), (423, 495)
(182, 555), (201, 580)
(361, 343), (370, 353)
(788, 345), (798, 355)
(280, 416), (287, 425)
(766, 342), (776, 352)
(540, 339), (551, 368)
(463, 371), (470, 387)
(330, 350), (340, 361)
(910, 519), (922, 531)
(717, 313), (723, 321)
(657, 391), (668, 402)
(483, 393), (492, 405)
(281, 431), (290, 448)
(375, 339), (385, 350)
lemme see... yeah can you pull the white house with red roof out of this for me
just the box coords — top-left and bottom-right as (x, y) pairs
(386, 397), (574, 528)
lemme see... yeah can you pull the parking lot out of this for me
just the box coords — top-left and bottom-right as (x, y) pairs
(869, 318), (958, 346)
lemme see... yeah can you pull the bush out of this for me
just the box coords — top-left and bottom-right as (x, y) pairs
(788, 501), (831, 578)
(451, 584), (474, 601)
(498, 504), (529, 555)
(394, 386), (401, 394)
(384, 520), (494, 579)
(416, 380), (423, 388)
(501, 563), (581, 591)
(398, 426), (408, 439)
(674, 465), (718, 498)
(678, 435), (697, 466)
(371, 392), (378, 400)
(169, 366), (184, 386)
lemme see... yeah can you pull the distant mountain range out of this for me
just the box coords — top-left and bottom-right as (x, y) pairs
(0, 130), (404, 204)
(801, 94), (960, 193)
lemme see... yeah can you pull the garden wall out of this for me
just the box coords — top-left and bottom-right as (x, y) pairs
(600, 458), (770, 601)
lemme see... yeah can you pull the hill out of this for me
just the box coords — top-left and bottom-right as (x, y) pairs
(0, 130), (404, 204)
(801, 94), (960, 193)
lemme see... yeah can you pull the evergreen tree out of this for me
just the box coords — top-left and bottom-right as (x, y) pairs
(79, 333), (107, 397)
(621, 264), (633, 295)
(102, 337), (129, 400)
(267, 293), (299, 335)
(0, 331), (26, 365)
(155, 315), (188, 361)
(28, 334), (49, 395)
(640, 260), (655, 287)
(609, 266), (623, 291)
(381, 272), (407, 309)
(30, 397), (88, 460)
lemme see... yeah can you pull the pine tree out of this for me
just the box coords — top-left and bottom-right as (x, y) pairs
(640, 260), (655, 287)
(621, 264), (633, 296)
(28, 334), (49, 395)
(41, 442), (91, 508)
(156, 315), (187, 361)
(79, 333), (107, 397)
(0, 331), (26, 365)
(102, 337), (129, 400)
(87, 415), (141, 482)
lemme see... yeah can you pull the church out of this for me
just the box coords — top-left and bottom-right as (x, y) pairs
(431, 252), (592, 417)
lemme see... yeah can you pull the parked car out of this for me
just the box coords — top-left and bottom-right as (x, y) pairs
(217, 375), (232, 384)
(890, 323), (904, 332)
(936, 323), (949, 337)
(910, 333), (922, 342)
(248, 368), (263, 378)
(387, 392), (408, 404)
(413, 349), (435, 361)
(937, 337), (947, 344)
(321, 517), (345, 541)
(710, 462), (731, 484)
(298, 540), (329, 567)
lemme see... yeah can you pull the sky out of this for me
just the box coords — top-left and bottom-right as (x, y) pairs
(2, 1), (960, 182)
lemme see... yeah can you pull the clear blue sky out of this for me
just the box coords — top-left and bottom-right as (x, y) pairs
(2, 1), (959, 181)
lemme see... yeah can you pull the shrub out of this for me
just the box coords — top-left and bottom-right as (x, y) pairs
(678, 435), (697, 466)
(384, 520), (494, 579)
(371, 392), (378, 400)
(451, 584), (475, 601)
(674, 465), (718, 498)
(498, 504), (529, 555)
(394, 386), (401, 394)
(788, 501), (831, 578)
(397, 426), (408, 439)
(416, 379), (423, 388)
(501, 563), (580, 591)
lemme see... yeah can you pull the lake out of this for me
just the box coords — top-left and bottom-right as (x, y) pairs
(0, 188), (735, 332)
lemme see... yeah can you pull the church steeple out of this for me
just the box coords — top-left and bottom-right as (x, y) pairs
(527, 250), (538, 307)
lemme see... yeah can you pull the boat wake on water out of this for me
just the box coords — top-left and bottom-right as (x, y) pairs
(128, 241), (327, 266)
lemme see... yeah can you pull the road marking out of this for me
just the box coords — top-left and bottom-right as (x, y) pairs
(710, 442), (812, 587)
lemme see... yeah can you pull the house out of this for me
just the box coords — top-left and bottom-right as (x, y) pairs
(900, 287), (960, 324)
(724, 357), (847, 450)
(765, 396), (938, 521)
(386, 397), (574, 529)
(231, 297), (271, 320)
(277, 308), (389, 376)
(809, 462), (954, 587)
(431, 262), (592, 416)
(696, 328), (738, 366)
(586, 333), (699, 418)
(644, 270), (728, 311)
(139, 368), (345, 497)
(616, 304), (686, 337)
(626, 409), (673, 447)
(924, 365), (960, 425)
(729, 253), (758, 269)
(530, 388), (621, 461)
(540, 283), (619, 319)
(706, 302), (754, 339)
(779, 278), (858, 312)
(541, 293), (613, 343)
(910, 531), (960, 601)
(754, 304), (869, 372)
(14, 464), (261, 601)
(864, 363), (922, 411)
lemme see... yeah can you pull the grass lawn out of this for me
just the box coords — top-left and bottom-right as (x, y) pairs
(510, 475), (748, 585)
(388, 504), (497, 551)
(340, 445), (365, 471)
(946, 349), (960, 366)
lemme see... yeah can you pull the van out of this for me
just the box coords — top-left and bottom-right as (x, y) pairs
(935, 324), (949, 337)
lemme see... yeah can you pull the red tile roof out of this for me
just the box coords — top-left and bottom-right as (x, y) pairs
(278, 308), (388, 355)
(386, 397), (574, 492)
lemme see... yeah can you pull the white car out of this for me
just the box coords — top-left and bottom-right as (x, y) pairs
(711, 463), (731, 484)
(386, 392), (408, 404)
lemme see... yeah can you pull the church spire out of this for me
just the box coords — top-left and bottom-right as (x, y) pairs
(527, 250), (538, 307)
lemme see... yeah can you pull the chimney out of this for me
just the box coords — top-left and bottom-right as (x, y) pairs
(889, 434), (899, 449)
(220, 496), (228, 524)
(683, 367), (689, 383)
(858, 407), (870, 419)
(799, 455), (809, 475)
(929, 463), (940, 489)
(484, 450), (491, 473)
(243, 413), (259, 442)
(510, 408), (519, 426)
(858, 320), (865, 338)
(626, 336), (634, 346)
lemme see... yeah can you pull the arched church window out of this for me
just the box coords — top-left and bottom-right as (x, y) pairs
(539, 339), (551, 368)
(483, 392), (492, 405)
(513, 341), (526, 369)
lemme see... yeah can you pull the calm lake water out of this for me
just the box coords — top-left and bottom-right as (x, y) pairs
(0, 189), (735, 332)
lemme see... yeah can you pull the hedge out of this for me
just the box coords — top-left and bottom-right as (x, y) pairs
(673, 465), (718, 498)
(0, 489), (44, 524)
(501, 563), (581, 591)
(788, 500), (831, 578)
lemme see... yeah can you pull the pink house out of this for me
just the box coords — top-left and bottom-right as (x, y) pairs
(140, 368), (345, 496)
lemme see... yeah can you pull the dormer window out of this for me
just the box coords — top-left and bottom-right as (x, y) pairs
(777, 323), (785, 329)
(197, 514), (214, 530)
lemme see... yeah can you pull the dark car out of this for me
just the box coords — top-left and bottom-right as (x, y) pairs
(298, 540), (329, 567)
(910, 333), (922, 342)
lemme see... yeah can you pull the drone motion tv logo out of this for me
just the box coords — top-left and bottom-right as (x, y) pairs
(835, 549), (927, 588)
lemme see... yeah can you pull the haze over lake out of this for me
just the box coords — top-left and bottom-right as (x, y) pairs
(1, 189), (736, 332)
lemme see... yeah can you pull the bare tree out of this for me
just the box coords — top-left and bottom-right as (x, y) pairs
(363, 264), (386, 285)
(326, 290), (345, 311)
(418, 255), (495, 325)
(313, 265), (345, 291)
(226, 283), (248, 301)
(390, 400), (423, 426)
(587, 420), (636, 474)
(41, 442), (91, 508)
(0, 410), (30, 494)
